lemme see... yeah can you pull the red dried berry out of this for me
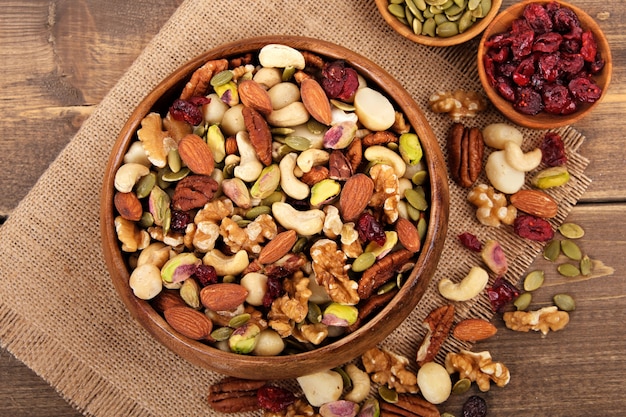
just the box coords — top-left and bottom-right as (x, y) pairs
(169, 97), (209, 126)
(514, 86), (544, 115)
(487, 277), (520, 313)
(569, 76), (602, 103)
(170, 210), (193, 233)
(541, 132), (568, 166)
(356, 212), (386, 247)
(262, 276), (284, 308)
(257, 386), (296, 413)
(462, 395), (488, 417)
(321, 60), (359, 101)
(513, 214), (555, 242)
(192, 265), (217, 287)
(542, 84), (577, 115)
(458, 232), (483, 252)
(532, 32), (563, 53)
(580, 30), (598, 62)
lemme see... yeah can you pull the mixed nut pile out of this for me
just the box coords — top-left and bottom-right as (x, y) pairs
(113, 43), (432, 358)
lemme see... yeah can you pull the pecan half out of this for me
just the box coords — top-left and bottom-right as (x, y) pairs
(180, 59), (229, 100)
(447, 123), (483, 188)
(362, 130), (398, 147)
(345, 136), (363, 172)
(172, 175), (219, 211)
(328, 150), (353, 180)
(357, 249), (413, 299)
(243, 107), (273, 166)
(300, 165), (329, 186)
(207, 377), (266, 413)
(416, 304), (455, 366)
(347, 289), (397, 333)
(380, 394), (440, 417)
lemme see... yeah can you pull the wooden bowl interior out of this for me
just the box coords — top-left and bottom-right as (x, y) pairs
(477, 0), (612, 129)
(375, 0), (503, 47)
(100, 35), (449, 380)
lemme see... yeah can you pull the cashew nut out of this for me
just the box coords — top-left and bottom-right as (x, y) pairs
(234, 131), (263, 182)
(484, 150), (525, 194)
(114, 163), (150, 193)
(343, 364), (371, 403)
(296, 148), (330, 173)
(266, 101), (310, 127)
(438, 266), (489, 301)
(128, 263), (163, 300)
(482, 123), (524, 150)
(279, 153), (310, 200)
(123, 141), (151, 167)
(503, 141), (542, 172)
(258, 44), (306, 69)
(202, 249), (249, 276)
(364, 145), (407, 178)
(271, 202), (324, 236)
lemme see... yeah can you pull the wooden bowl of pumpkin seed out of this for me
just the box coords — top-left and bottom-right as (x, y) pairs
(375, 0), (503, 47)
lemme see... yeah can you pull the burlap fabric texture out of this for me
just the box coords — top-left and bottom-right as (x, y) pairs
(0, 0), (591, 416)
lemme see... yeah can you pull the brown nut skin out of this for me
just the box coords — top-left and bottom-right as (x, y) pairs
(447, 123), (484, 188)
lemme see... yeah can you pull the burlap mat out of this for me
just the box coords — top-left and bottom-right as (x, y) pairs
(0, 0), (591, 416)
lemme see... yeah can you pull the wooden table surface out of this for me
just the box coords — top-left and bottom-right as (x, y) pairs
(1, 1), (624, 416)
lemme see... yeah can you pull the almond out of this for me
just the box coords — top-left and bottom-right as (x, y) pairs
(163, 306), (213, 340)
(114, 191), (143, 221)
(258, 229), (298, 264)
(178, 133), (215, 176)
(300, 78), (332, 125)
(453, 318), (498, 342)
(395, 217), (421, 253)
(238, 79), (273, 116)
(340, 173), (375, 222)
(151, 289), (187, 313)
(200, 283), (249, 312)
(510, 189), (558, 218)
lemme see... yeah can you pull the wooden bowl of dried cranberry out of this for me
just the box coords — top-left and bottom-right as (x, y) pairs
(477, 0), (612, 129)
(100, 36), (449, 380)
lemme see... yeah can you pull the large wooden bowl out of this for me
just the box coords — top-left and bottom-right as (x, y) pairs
(375, 0), (502, 47)
(100, 36), (449, 380)
(477, 0), (612, 129)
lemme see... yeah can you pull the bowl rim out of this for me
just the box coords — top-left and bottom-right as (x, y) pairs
(477, 0), (613, 129)
(375, 0), (504, 47)
(100, 35), (449, 379)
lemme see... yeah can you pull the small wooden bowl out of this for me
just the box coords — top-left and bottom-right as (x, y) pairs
(477, 0), (612, 129)
(100, 36), (449, 380)
(375, 0), (503, 47)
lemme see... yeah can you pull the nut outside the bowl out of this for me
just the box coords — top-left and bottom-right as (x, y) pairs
(477, 0), (612, 129)
(375, 0), (503, 47)
(100, 36), (449, 380)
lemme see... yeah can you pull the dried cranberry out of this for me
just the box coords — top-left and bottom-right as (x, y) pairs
(193, 265), (217, 287)
(523, 3), (553, 34)
(552, 7), (580, 33)
(580, 30), (598, 62)
(487, 277), (520, 313)
(538, 53), (561, 83)
(321, 60), (359, 101)
(495, 77), (516, 102)
(257, 386), (296, 413)
(458, 232), (483, 252)
(541, 132), (568, 166)
(513, 214), (554, 242)
(462, 395), (488, 417)
(262, 276), (284, 308)
(511, 30), (535, 60)
(170, 210), (193, 233)
(169, 98), (205, 126)
(559, 53), (585, 78)
(512, 57), (536, 86)
(590, 54), (606, 74)
(356, 212), (386, 246)
(543, 84), (576, 115)
(485, 32), (511, 49)
(514, 86), (544, 115)
(532, 32), (562, 53)
(483, 55), (498, 87)
(569, 76), (602, 103)
(488, 46), (510, 63)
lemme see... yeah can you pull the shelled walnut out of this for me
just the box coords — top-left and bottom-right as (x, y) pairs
(503, 306), (569, 335)
(445, 350), (510, 392)
(361, 347), (419, 394)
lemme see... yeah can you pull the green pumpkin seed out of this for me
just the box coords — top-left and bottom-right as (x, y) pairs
(553, 293), (576, 312)
(481, 0), (492, 16)
(411, 170), (428, 185)
(523, 270), (545, 291)
(236, 219), (251, 228)
(406, 203), (421, 221)
(377, 280), (398, 295)
(412, 17), (424, 34)
(261, 191), (285, 206)
(222, 274), (237, 283)
(352, 252), (376, 272)
(543, 239), (561, 262)
(514, 292), (532, 311)
(458, 9), (474, 32)
(452, 378), (471, 395)
(557, 263), (580, 277)
(161, 167), (191, 182)
(434, 13), (449, 25)
(211, 326), (234, 341)
(405, 0), (422, 18)
(271, 127), (295, 136)
(210, 70), (233, 87)
(388, 3), (406, 18)
(468, 0), (481, 10)
(436, 21), (459, 37)
(580, 255), (593, 276)
(405, 188), (429, 211)
(135, 172), (157, 199)
(441, 413), (456, 417)
(454, 0), (467, 7)
(429, 4), (444, 14)
(422, 17), (436, 36)
(285, 136), (312, 151)
(390, 0), (404, 4)
(561, 240), (582, 261)
(228, 313), (251, 328)
(378, 385), (398, 403)
(415, 0), (428, 10)
(334, 366), (352, 390)
(307, 302), (322, 324)
(167, 149), (182, 173)
(406, 6), (415, 26)
(417, 216), (427, 240)
(292, 236), (308, 253)
(138, 212), (154, 228)
(245, 205), (272, 220)
(329, 99), (355, 111)
(558, 222), (585, 239)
